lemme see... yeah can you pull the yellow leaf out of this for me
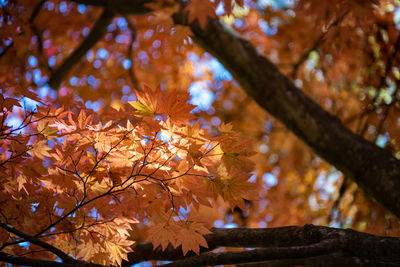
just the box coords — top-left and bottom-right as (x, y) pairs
(30, 140), (52, 160)
(37, 121), (58, 138)
(128, 101), (154, 116)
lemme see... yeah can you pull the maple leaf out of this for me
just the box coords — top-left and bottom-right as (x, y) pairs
(187, 142), (204, 166)
(219, 136), (255, 172)
(218, 122), (234, 133)
(146, 222), (179, 250)
(162, 90), (196, 125)
(113, 217), (139, 236)
(104, 239), (135, 266)
(185, 0), (216, 28)
(223, 0), (233, 15)
(35, 106), (68, 124)
(13, 87), (44, 104)
(129, 84), (196, 126)
(222, 152), (255, 173)
(42, 168), (79, 191)
(76, 239), (98, 261)
(172, 120), (208, 143)
(150, 9), (175, 32)
(129, 84), (163, 116)
(37, 121), (59, 138)
(0, 95), (21, 111)
(29, 140), (52, 160)
(222, 173), (257, 210)
(77, 109), (93, 129)
(176, 221), (211, 255)
(15, 174), (28, 193)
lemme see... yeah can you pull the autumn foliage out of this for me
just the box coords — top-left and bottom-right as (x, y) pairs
(2, 0), (400, 266)
(0, 83), (256, 265)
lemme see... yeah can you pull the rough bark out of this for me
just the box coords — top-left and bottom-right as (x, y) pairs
(235, 255), (400, 267)
(60, 0), (400, 218)
(122, 225), (400, 266)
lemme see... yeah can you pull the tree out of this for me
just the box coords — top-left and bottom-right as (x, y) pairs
(1, 0), (400, 266)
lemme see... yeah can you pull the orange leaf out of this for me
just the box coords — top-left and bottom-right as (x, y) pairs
(30, 140), (52, 160)
(162, 90), (196, 125)
(129, 84), (163, 116)
(176, 222), (211, 255)
(185, 0), (216, 28)
(146, 222), (179, 250)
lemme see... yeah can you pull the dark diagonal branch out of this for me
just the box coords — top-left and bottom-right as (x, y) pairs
(328, 177), (349, 225)
(124, 15), (142, 92)
(29, 0), (53, 74)
(0, 221), (76, 263)
(174, 13), (400, 218)
(47, 9), (115, 89)
(0, 43), (12, 59)
(28, 0), (47, 23)
(67, 0), (151, 14)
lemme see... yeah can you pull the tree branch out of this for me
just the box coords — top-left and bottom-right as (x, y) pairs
(0, 251), (104, 267)
(123, 225), (400, 266)
(0, 221), (75, 263)
(124, 15), (142, 92)
(67, 0), (151, 14)
(47, 8), (114, 89)
(29, 0), (53, 74)
(160, 239), (340, 267)
(0, 252), (74, 267)
(235, 254), (400, 267)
